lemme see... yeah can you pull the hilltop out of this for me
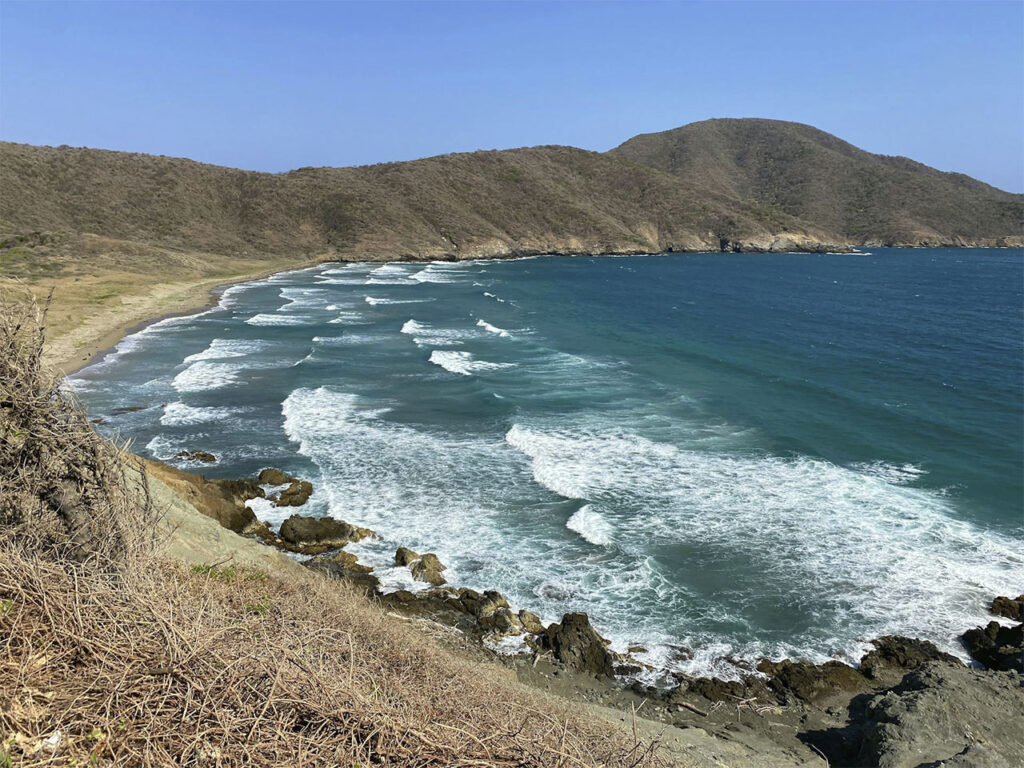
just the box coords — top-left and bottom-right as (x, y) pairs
(0, 118), (1021, 368)
(609, 118), (1023, 246)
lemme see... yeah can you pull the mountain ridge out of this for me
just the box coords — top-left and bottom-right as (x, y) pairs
(1, 118), (1021, 369)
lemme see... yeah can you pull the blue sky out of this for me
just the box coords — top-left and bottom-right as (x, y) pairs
(2, 1), (1022, 191)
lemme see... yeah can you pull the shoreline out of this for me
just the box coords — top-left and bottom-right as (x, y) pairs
(57, 242), (1017, 377)
(59, 261), (324, 375)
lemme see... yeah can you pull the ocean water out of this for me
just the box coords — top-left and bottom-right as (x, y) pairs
(70, 249), (1023, 680)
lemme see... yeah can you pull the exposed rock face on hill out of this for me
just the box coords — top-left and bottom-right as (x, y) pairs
(2, 119), (1019, 277)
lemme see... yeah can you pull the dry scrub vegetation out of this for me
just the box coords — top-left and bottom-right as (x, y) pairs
(0, 292), (666, 767)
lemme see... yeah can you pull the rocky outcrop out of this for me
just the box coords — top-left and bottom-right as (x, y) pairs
(255, 468), (314, 506)
(278, 514), (373, 555)
(854, 662), (1024, 768)
(143, 459), (271, 539)
(392, 548), (449, 586)
(757, 659), (870, 704)
(173, 449), (216, 463)
(411, 553), (446, 586)
(542, 613), (616, 678)
(307, 550), (381, 595)
(962, 621), (1023, 672)
(992, 594), (1024, 622)
(257, 468), (295, 486)
(858, 635), (960, 681)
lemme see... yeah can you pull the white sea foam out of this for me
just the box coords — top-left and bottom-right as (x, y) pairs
(171, 361), (242, 392)
(182, 338), (266, 364)
(849, 461), (927, 485)
(483, 291), (506, 303)
(160, 402), (242, 426)
(476, 319), (511, 337)
(566, 505), (614, 546)
(428, 350), (513, 376)
(411, 263), (469, 284)
(504, 423), (1022, 672)
(365, 296), (434, 306)
(329, 311), (372, 325)
(245, 313), (314, 326)
(400, 319), (472, 346)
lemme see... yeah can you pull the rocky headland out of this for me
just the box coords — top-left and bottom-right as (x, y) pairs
(159, 458), (1024, 767)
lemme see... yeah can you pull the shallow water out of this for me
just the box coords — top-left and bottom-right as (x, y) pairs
(71, 249), (1024, 679)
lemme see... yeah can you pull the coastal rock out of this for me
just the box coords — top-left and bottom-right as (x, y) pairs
(543, 612), (616, 678)
(992, 594), (1024, 622)
(480, 607), (522, 635)
(961, 621), (1024, 672)
(394, 547), (419, 566)
(474, 590), (510, 620)
(306, 557), (381, 596)
(518, 610), (544, 635)
(257, 467), (297, 486)
(858, 635), (961, 681)
(173, 449), (217, 463)
(212, 477), (265, 506)
(274, 480), (313, 507)
(410, 552), (447, 586)
(757, 659), (869, 703)
(855, 662), (1024, 768)
(278, 514), (372, 554)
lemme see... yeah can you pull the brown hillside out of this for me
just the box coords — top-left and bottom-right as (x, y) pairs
(607, 118), (1023, 245)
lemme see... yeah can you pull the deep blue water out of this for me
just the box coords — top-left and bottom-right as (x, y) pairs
(70, 248), (1023, 679)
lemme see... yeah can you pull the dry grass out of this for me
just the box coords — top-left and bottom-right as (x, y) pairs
(0, 291), (667, 767)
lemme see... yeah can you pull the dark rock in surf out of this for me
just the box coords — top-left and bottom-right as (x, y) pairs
(543, 612), (616, 678)
(962, 621), (1024, 672)
(279, 514), (372, 554)
(174, 449), (217, 463)
(395, 547), (419, 566)
(518, 610), (544, 635)
(411, 552), (447, 586)
(274, 479), (313, 507)
(992, 594), (1024, 622)
(258, 467), (297, 486)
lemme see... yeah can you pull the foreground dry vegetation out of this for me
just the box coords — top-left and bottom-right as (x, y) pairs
(0, 294), (665, 767)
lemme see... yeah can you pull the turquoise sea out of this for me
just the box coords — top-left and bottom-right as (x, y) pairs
(70, 248), (1023, 680)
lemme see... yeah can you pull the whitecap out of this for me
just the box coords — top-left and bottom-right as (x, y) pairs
(365, 296), (434, 306)
(476, 319), (511, 337)
(245, 313), (314, 326)
(428, 350), (513, 376)
(171, 361), (241, 392)
(566, 505), (614, 546)
(160, 401), (242, 426)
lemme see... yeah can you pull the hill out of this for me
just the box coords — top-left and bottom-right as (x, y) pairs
(608, 118), (1023, 246)
(0, 119), (1021, 369)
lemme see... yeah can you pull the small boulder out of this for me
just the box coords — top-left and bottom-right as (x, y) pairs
(992, 595), (1024, 622)
(213, 477), (265, 506)
(174, 450), (217, 463)
(307, 558), (380, 596)
(962, 621), (1024, 672)
(410, 552), (447, 586)
(475, 590), (510, 620)
(258, 467), (297, 486)
(543, 612), (616, 678)
(395, 547), (420, 566)
(480, 606), (522, 635)
(518, 610), (544, 634)
(279, 514), (372, 553)
(275, 480), (314, 507)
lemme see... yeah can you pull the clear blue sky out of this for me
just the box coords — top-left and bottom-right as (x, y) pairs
(2, 1), (1022, 191)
